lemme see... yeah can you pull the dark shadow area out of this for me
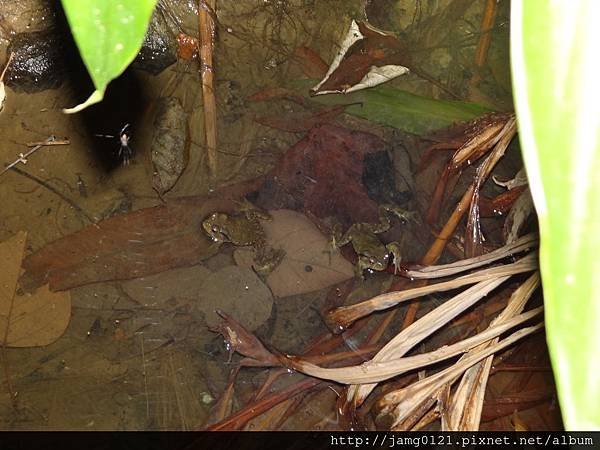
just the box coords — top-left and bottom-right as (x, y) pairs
(54, 2), (149, 171)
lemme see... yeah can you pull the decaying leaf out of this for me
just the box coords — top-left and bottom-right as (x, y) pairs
(234, 210), (354, 297)
(151, 96), (189, 196)
(20, 178), (264, 291)
(0, 232), (71, 347)
(311, 20), (409, 95)
(198, 266), (273, 331)
(3, 285), (71, 347)
(268, 124), (383, 226)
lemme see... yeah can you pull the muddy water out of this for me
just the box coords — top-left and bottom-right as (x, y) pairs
(0, 0), (550, 431)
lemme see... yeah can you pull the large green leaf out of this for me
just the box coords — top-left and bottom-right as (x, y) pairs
(292, 79), (492, 134)
(511, 1), (600, 430)
(61, 0), (158, 112)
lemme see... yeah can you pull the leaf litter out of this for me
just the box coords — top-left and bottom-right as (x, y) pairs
(234, 209), (354, 297)
(0, 232), (70, 348)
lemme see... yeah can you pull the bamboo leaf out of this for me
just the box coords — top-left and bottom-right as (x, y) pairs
(292, 79), (492, 134)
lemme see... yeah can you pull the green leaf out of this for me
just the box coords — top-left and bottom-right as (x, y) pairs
(61, 0), (158, 113)
(291, 79), (493, 134)
(511, 0), (600, 430)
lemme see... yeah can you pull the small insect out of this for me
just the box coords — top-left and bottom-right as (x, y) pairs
(95, 123), (134, 165)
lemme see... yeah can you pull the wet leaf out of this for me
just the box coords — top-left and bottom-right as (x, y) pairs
(269, 124), (383, 226)
(61, 0), (158, 113)
(150, 97), (189, 195)
(20, 179), (264, 291)
(198, 266), (273, 331)
(312, 20), (410, 95)
(236, 210), (354, 297)
(295, 79), (492, 135)
(0, 232), (71, 347)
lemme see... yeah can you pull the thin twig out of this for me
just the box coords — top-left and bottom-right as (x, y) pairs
(1, 298), (18, 410)
(26, 138), (70, 147)
(0, 136), (58, 176)
(474, 0), (498, 68)
(7, 166), (95, 224)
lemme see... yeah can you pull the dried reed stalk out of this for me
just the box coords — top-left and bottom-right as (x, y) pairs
(405, 233), (537, 280)
(445, 272), (540, 430)
(326, 251), (537, 331)
(199, 0), (218, 180)
(423, 116), (517, 265)
(377, 322), (544, 430)
(474, 0), (498, 68)
(290, 307), (542, 384)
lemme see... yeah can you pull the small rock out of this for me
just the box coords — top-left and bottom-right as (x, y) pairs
(5, 30), (75, 93)
(131, 11), (177, 75)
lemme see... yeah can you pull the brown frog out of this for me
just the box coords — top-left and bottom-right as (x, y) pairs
(202, 201), (285, 275)
(332, 204), (415, 280)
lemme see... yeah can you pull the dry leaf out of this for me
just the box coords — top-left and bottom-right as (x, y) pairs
(0, 232), (71, 347)
(151, 97), (189, 195)
(311, 20), (409, 95)
(0, 232), (26, 311)
(20, 178), (263, 291)
(4, 284), (71, 347)
(236, 210), (354, 297)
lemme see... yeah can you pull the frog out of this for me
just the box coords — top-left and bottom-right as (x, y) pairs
(202, 200), (285, 275)
(331, 204), (415, 280)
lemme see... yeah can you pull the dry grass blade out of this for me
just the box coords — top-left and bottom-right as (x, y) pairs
(345, 275), (512, 408)
(288, 307), (542, 384)
(405, 233), (538, 279)
(445, 271), (541, 430)
(377, 322), (544, 430)
(451, 119), (508, 167)
(423, 117), (517, 266)
(326, 252), (537, 331)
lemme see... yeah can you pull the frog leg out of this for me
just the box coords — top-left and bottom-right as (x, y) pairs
(385, 241), (402, 274)
(356, 255), (371, 280)
(369, 206), (393, 234)
(331, 223), (352, 248)
(253, 244), (286, 276)
(235, 198), (272, 222)
(206, 241), (223, 259)
(381, 204), (417, 224)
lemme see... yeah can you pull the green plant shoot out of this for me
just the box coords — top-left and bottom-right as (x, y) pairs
(511, 0), (600, 430)
(61, 0), (158, 113)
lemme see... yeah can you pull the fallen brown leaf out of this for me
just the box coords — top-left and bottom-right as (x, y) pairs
(0, 232), (71, 347)
(235, 209), (354, 297)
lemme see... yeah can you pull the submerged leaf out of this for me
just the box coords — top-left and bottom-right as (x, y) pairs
(294, 79), (492, 134)
(235, 210), (354, 297)
(0, 232), (71, 347)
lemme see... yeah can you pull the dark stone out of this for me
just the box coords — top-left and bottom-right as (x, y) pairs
(5, 10), (176, 93)
(5, 30), (74, 93)
(131, 12), (177, 75)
